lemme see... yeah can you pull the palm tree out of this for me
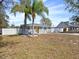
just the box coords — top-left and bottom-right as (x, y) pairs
(40, 17), (52, 33)
(31, 0), (49, 35)
(11, 0), (32, 34)
(11, 0), (48, 35)
(11, 0), (31, 29)
(40, 17), (52, 27)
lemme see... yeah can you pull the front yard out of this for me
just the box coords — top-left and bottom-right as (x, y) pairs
(0, 34), (79, 59)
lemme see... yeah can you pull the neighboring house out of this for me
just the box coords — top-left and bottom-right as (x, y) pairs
(69, 22), (79, 32)
(55, 21), (79, 33)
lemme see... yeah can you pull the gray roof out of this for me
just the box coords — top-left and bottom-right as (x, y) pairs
(57, 22), (79, 28)
(20, 24), (51, 28)
(70, 22), (79, 27)
(20, 24), (41, 27)
(26, 24), (41, 26)
(57, 22), (69, 28)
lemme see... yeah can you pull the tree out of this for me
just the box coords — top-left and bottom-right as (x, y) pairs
(11, 0), (31, 28)
(65, 0), (79, 23)
(31, 0), (49, 35)
(40, 17), (52, 27)
(11, 0), (49, 35)
(0, 0), (14, 28)
(0, 0), (14, 9)
(0, 3), (9, 28)
(64, 0), (79, 13)
(70, 15), (79, 22)
(10, 24), (15, 28)
(0, 13), (9, 28)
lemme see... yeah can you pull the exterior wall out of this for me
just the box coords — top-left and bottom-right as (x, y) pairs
(54, 28), (70, 33)
(2, 27), (79, 35)
(46, 29), (51, 33)
(59, 28), (63, 32)
(39, 28), (52, 34)
(54, 28), (63, 32)
(1, 28), (52, 35)
(39, 29), (47, 34)
(51, 28), (55, 32)
(2, 28), (19, 35)
(19, 29), (29, 35)
(68, 27), (79, 32)
(66, 28), (69, 32)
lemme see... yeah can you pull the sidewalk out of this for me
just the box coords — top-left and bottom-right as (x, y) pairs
(55, 33), (79, 36)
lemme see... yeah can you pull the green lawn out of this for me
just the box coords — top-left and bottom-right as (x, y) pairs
(0, 34), (79, 59)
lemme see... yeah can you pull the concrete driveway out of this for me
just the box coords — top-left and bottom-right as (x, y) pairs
(54, 33), (79, 36)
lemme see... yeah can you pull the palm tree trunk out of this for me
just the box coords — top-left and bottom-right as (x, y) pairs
(23, 13), (27, 34)
(32, 17), (34, 35)
(24, 14), (27, 27)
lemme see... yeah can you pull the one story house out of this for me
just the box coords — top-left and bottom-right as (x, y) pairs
(20, 24), (51, 34)
(0, 24), (52, 35)
(55, 21), (79, 33)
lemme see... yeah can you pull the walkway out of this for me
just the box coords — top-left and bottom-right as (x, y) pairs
(55, 33), (79, 36)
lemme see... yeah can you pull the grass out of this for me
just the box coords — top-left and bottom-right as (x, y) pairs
(0, 34), (79, 59)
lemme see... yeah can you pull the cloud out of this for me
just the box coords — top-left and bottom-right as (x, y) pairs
(48, 4), (66, 15)
(46, 3), (73, 27)
(48, 16), (70, 27)
(7, 0), (73, 26)
(8, 13), (42, 26)
(8, 13), (24, 26)
(48, 3), (73, 18)
(49, 4), (65, 9)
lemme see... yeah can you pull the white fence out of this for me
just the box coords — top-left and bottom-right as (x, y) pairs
(1, 28), (55, 35)
(2, 28), (19, 35)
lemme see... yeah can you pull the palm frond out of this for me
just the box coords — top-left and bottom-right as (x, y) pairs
(41, 18), (52, 27)
(44, 7), (49, 15)
(11, 4), (24, 15)
(20, 0), (31, 7)
(27, 15), (31, 21)
(32, 0), (49, 17)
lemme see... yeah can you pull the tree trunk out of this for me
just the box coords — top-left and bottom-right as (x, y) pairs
(32, 17), (34, 35)
(23, 13), (27, 35)
(24, 14), (27, 27)
(32, 11), (35, 36)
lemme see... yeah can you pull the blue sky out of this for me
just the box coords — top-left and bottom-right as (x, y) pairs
(8, 0), (74, 27)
